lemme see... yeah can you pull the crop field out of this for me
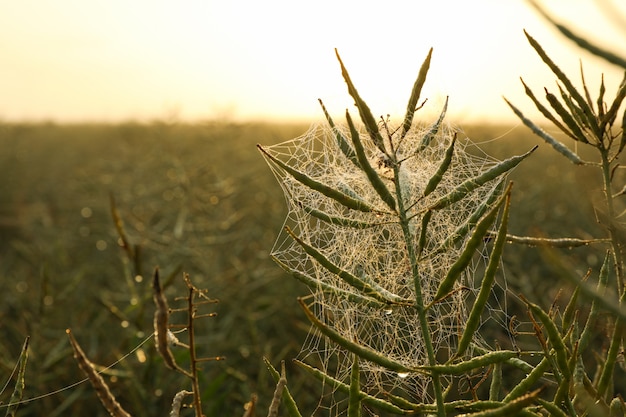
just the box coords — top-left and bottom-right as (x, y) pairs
(0, 121), (612, 415)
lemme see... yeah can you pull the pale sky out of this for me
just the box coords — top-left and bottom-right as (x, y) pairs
(0, 1), (624, 124)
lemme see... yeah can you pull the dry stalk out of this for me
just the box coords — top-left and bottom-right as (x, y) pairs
(66, 329), (131, 417)
(152, 267), (191, 377)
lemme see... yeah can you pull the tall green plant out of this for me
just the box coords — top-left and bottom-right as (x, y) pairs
(505, 26), (626, 415)
(259, 49), (537, 416)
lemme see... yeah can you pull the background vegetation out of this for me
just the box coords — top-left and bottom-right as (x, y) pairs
(0, 119), (607, 415)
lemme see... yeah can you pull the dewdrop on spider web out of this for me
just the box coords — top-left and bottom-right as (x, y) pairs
(260, 115), (510, 405)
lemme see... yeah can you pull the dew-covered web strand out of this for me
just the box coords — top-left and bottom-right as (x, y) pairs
(0, 332), (155, 409)
(261, 118), (513, 412)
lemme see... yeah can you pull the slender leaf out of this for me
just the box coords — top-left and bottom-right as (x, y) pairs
(346, 110), (397, 211)
(598, 74), (606, 120)
(417, 210), (432, 258)
(556, 83), (596, 139)
(499, 234), (609, 248)
(401, 48), (433, 139)
(258, 144), (376, 212)
(619, 106), (626, 154)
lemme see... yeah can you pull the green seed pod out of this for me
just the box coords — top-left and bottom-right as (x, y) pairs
(286, 227), (405, 304)
(430, 147), (535, 211)
(456, 187), (511, 357)
(318, 98), (360, 167)
(423, 134), (456, 197)
(348, 355), (362, 417)
(346, 110), (397, 211)
(401, 48), (432, 140)
(335, 49), (386, 153)
(258, 144), (376, 212)
(419, 350), (518, 375)
(433, 186), (508, 302)
(298, 298), (414, 374)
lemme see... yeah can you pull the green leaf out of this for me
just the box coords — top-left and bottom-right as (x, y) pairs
(298, 298), (414, 373)
(258, 144), (376, 212)
(335, 49), (386, 153)
(346, 110), (397, 211)
(318, 98), (360, 167)
(429, 147), (535, 211)
(504, 98), (584, 165)
(401, 48), (433, 139)
(456, 186), (511, 357)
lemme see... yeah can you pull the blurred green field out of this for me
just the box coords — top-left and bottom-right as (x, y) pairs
(0, 121), (609, 416)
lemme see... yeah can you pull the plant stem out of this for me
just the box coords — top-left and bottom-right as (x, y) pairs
(393, 161), (445, 417)
(186, 282), (204, 417)
(596, 145), (625, 399)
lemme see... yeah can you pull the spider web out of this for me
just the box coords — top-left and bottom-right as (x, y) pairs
(261, 118), (513, 414)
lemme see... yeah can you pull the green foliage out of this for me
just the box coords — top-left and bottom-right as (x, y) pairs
(259, 50), (533, 416)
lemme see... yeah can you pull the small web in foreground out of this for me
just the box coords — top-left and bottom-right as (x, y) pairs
(261, 118), (516, 414)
